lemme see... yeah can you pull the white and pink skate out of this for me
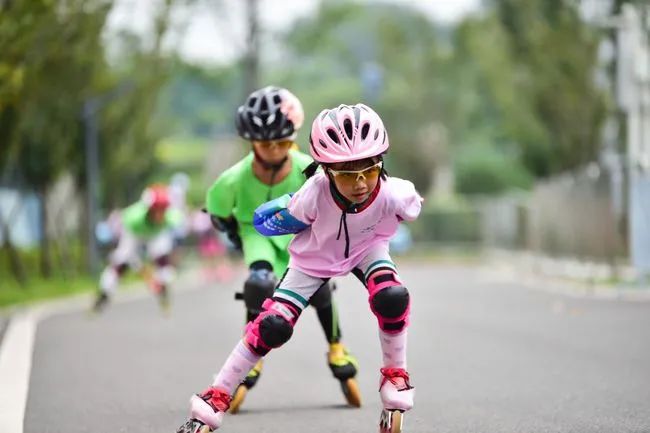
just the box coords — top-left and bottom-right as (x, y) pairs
(378, 368), (414, 433)
(176, 386), (231, 433)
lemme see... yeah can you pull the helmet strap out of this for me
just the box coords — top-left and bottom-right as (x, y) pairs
(302, 161), (320, 179)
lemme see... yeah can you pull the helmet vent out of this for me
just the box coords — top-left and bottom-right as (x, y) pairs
(361, 123), (370, 140)
(374, 129), (379, 140)
(326, 129), (340, 144)
(248, 97), (257, 108)
(319, 139), (328, 149)
(273, 95), (281, 104)
(260, 98), (268, 112)
(353, 106), (361, 127)
(343, 118), (353, 141)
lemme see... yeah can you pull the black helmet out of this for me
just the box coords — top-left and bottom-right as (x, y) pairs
(235, 86), (304, 141)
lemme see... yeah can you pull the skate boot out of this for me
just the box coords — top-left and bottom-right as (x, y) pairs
(378, 368), (414, 433)
(176, 386), (231, 433)
(156, 283), (171, 315)
(328, 342), (361, 407)
(229, 359), (263, 414)
(90, 292), (109, 314)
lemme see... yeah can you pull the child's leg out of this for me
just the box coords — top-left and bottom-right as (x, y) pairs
(310, 281), (361, 407)
(146, 232), (176, 311)
(356, 245), (410, 368)
(355, 244), (414, 412)
(309, 281), (341, 344)
(310, 281), (360, 387)
(245, 268), (324, 355)
(276, 249), (342, 347)
(275, 248), (360, 406)
(92, 232), (139, 312)
(241, 235), (278, 323)
(228, 237), (277, 405)
(183, 268), (324, 430)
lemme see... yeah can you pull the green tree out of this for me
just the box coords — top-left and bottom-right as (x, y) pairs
(0, 0), (110, 279)
(274, 2), (447, 195)
(450, 0), (607, 180)
(0, 0), (179, 282)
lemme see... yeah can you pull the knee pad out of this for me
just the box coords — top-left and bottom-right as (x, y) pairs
(367, 271), (410, 333)
(245, 299), (299, 354)
(243, 269), (277, 315)
(309, 281), (332, 309)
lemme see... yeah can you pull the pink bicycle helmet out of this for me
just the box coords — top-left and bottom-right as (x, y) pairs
(141, 184), (170, 211)
(309, 104), (389, 164)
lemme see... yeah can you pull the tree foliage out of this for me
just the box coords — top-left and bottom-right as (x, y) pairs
(0, 0), (177, 281)
(449, 0), (607, 179)
(268, 0), (607, 195)
(274, 2), (447, 195)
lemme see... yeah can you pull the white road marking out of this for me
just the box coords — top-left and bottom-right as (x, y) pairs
(0, 265), (243, 433)
(0, 310), (37, 433)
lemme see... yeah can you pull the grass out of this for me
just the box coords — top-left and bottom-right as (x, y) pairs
(156, 136), (210, 165)
(0, 242), (98, 308)
(0, 270), (154, 309)
(0, 276), (96, 308)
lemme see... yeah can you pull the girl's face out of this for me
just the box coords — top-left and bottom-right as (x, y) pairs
(327, 158), (382, 203)
(252, 140), (293, 165)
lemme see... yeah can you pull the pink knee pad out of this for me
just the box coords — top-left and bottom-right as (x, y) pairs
(367, 270), (410, 333)
(245, 298), (300, 354)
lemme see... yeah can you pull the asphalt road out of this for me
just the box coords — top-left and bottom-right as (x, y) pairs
(24, 263), (650, 433)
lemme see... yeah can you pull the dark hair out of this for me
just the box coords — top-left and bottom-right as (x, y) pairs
(303, 161), (320, 179)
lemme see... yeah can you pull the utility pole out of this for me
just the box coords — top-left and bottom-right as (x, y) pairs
(616, 4), (650, 279)
(243, 0), (259, 97)
(83, 99), (101, 275)
(82, 81), (134, 274)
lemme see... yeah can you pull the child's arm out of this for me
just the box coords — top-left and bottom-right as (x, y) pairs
(253, 194), (310, 236)
(205, 173), (242, 248)
(392, 179), (424, 222)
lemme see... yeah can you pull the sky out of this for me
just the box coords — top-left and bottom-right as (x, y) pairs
(106, 0), (482, 65)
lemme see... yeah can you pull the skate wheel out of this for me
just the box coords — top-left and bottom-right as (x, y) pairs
(341, 378), (362, 408)
(229, 384), (247, 414)
(379, 409), (403, 433)
(176, 419), (213, 433)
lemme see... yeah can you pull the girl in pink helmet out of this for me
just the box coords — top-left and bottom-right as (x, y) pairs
(176, 104), (423, 433)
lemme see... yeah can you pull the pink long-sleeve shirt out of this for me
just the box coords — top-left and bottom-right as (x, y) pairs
(287, 172), (423, 278)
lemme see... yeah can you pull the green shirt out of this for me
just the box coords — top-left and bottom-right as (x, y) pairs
(121, 202), (182, 238)
(205, 149), (312, 251)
